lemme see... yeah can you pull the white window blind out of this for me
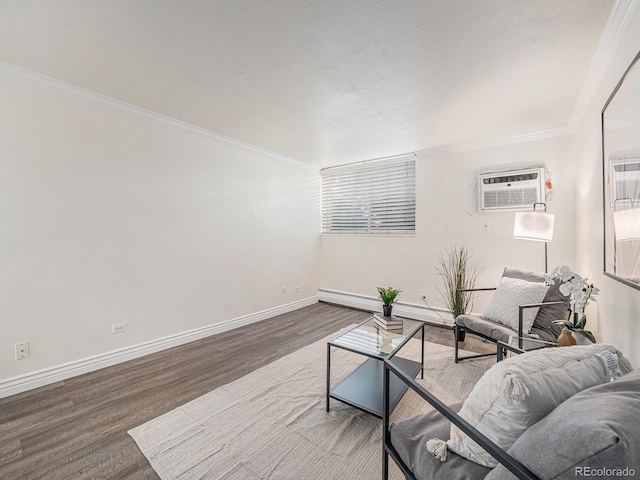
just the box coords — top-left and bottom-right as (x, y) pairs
(321, 155), (416, 234)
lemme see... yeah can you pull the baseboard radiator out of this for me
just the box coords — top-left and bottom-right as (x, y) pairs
(318, 289), (454, 327)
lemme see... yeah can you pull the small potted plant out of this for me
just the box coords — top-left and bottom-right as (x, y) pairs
(377, 286), (401, 316)
(545, 265), (599, 344)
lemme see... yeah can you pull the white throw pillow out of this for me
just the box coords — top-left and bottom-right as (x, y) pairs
(426, 344), (626, 467)
(482, 276), (548, 333)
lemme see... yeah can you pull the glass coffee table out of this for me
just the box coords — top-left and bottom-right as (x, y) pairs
(326, 315), (424, 418)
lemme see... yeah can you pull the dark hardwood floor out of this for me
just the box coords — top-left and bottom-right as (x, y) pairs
(0, 302), (493, 479)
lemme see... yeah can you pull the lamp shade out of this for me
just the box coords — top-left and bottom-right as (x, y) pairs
(513, 212), (555, 242)
(614, 208), (640, 241)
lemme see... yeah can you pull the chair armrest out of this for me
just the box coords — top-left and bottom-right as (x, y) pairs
(383, 358), (540, 480)
(496, 340), (526, 361)
(516, 300), (566, 347)
(519, 300), (566, 309)
(454, 287), (496, 316)
(497, 337), (557, 361)
(456, 288), (497, 293)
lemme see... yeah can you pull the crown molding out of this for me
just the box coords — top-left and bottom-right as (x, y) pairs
(415, 125), (573, 159)
(415, 0), (639, 160)
(569, 0), (640, 130)
(604, 115), (640, 129)
(1, 0), (637, 170)
(0, 60), (319, 173)
(0, 58), (574, 163)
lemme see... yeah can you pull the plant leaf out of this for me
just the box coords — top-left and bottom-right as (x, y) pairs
(552, 320), (573, 329)
(575, 315), (587, 329)
(573, 329), (596, 343)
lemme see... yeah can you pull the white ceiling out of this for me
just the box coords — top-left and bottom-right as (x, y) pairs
(0, 0), (617, 168)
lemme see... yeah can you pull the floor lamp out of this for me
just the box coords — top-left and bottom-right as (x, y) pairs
(513, 202), (555, 273)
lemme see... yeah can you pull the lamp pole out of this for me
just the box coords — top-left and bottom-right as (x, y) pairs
(533, 203), (549, 273)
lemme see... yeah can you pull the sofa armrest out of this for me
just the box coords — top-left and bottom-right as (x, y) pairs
(382, 358), (540, 480)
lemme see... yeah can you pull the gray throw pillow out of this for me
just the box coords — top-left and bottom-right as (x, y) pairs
(503, 268), (569, 338)
(485, 369), (640, 480)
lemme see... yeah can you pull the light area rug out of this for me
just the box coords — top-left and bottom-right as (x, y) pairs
(129, 327), (493, 479)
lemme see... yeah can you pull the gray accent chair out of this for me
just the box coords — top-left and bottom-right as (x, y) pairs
(454, 268), (570, 363)
(383, 356), (640, 480)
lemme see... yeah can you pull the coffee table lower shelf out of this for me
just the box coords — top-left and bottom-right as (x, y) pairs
(328, 356), (422, 418)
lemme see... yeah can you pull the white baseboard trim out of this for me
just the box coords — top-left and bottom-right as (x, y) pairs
(318, 289), (454, 327)
(0, 296), (318, 399)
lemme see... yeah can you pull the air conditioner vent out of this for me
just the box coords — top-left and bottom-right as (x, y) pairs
(610, 155), (640, 205)
(482, 172), (540, 184)
(478, 168), (545, 212)
(615, 178), (640, 201)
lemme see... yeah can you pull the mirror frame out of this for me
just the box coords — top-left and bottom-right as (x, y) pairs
(601, 49), (640, 291)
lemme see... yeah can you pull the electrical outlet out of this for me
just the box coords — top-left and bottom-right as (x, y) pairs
(482, 220), (490, 232)
(282, 286), (286, 293)
(295, 286), (300, 293)
(111, 323), (127, 334)
(15, 341), (29, 360)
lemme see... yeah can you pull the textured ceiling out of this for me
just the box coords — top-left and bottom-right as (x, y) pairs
(0, 0), (615, 168)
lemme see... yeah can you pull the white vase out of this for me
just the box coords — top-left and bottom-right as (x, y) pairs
(571, 331), (594, 345)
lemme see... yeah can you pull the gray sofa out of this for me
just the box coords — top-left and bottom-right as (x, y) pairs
(384, 363), (640, 480)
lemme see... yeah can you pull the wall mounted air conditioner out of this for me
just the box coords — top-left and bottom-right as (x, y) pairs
(478, 167), (545, 212)
(609, 153), (640, 206)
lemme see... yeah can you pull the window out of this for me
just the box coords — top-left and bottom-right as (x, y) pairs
(321, 154), (416, 234)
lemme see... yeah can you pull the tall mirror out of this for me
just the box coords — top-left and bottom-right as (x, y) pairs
(602, 50), (640, 290)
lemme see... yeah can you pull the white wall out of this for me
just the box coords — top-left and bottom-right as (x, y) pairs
(4, 7), (640, 387)
(574, 8), (640, 368)
(319, 135), (578, 314)
(0, 76), (320, 382)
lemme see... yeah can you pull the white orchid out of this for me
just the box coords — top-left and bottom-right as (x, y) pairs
(545, 265), (599, 343)
(545, 265), (574, 285)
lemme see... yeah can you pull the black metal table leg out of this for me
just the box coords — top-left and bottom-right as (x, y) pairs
(383, 363), (390, 480)
(420, 324), (425, 379)
(326, 343), (331, 411)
